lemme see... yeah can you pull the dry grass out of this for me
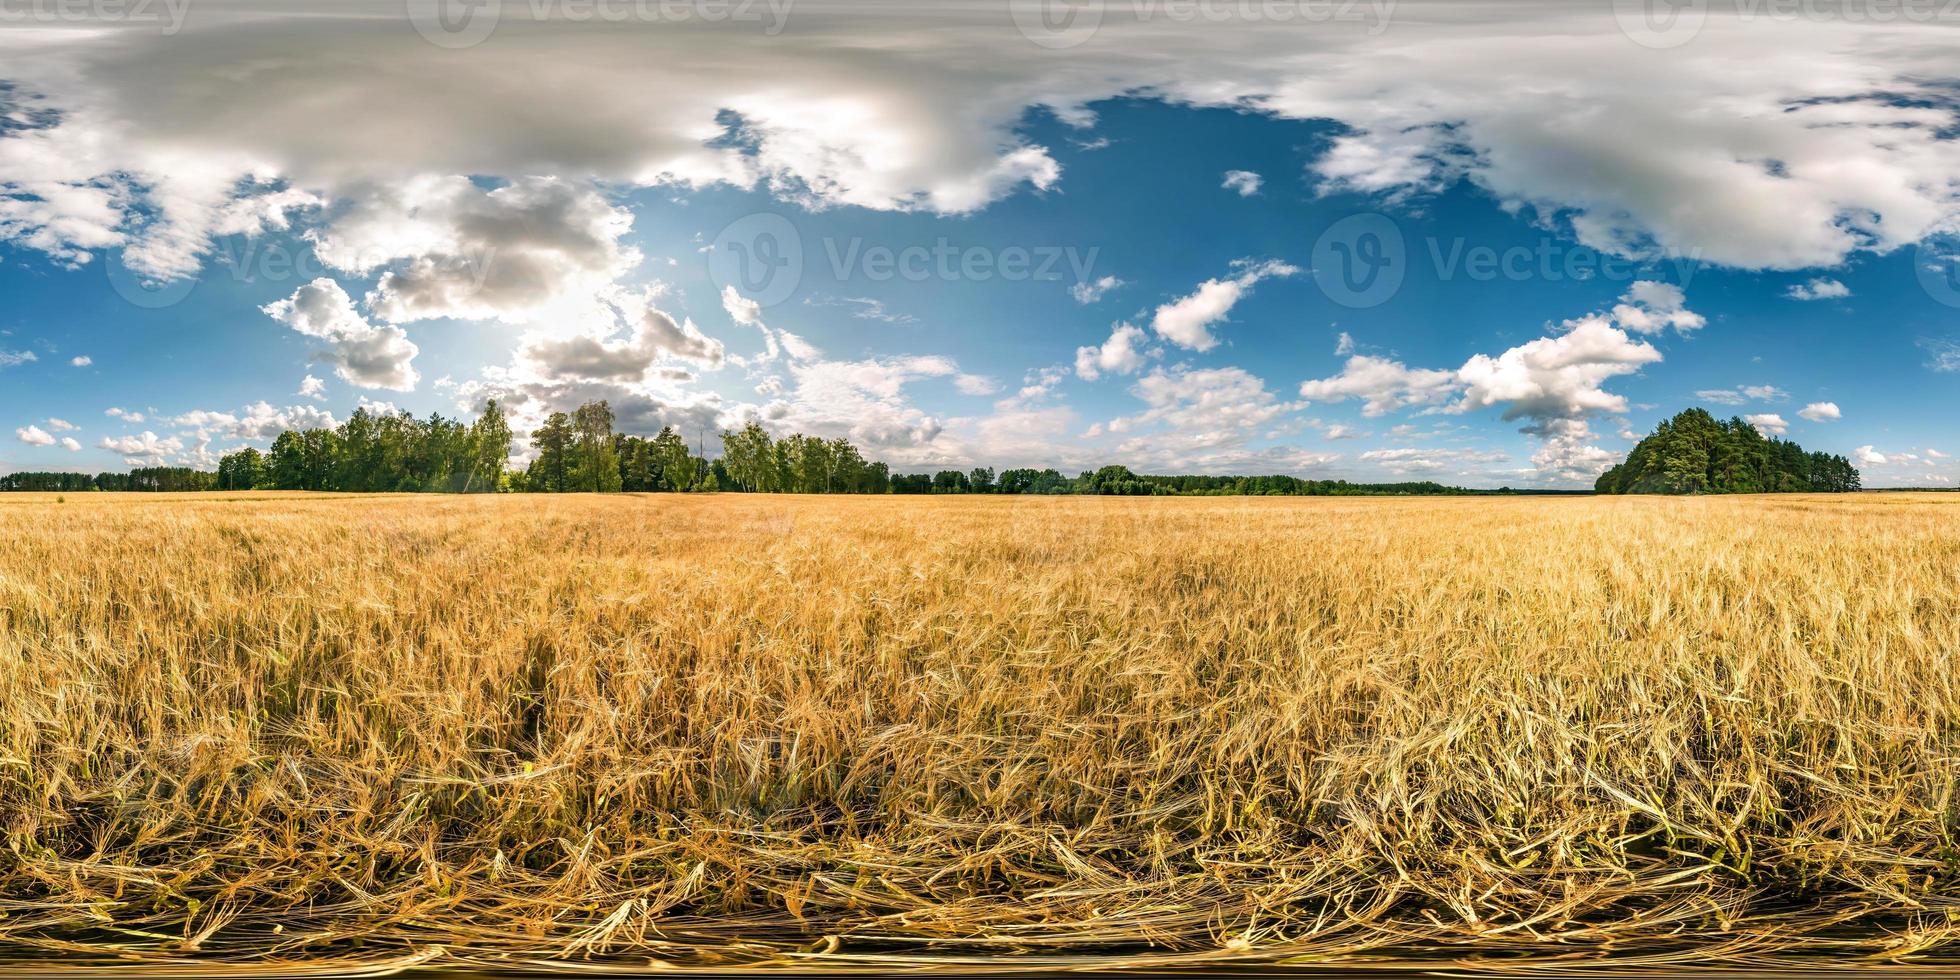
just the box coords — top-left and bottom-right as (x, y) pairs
(2, 491), (1958, 975)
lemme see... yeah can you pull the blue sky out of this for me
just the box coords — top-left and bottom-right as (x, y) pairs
(2, 2), (1957, 486)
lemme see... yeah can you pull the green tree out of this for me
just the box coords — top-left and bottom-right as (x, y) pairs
(468, 399), (512, 492)
(651, 426), (693, 491)
(571, 401), (621, 492)
(1600, 408), (1862, 495)
(621, 437), (654, 492)
(528, 412), (574, 492)
(719, 420), (773, 492)
(216, 447), (265, 490)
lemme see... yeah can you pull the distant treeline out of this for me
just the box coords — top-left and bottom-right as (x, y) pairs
(6, 399), (1562, 497)
(0, 467), (220, 493)
(1596, 408), (1860, 495)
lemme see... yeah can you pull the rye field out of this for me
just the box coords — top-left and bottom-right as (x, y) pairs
(2, 492), (1958, 974)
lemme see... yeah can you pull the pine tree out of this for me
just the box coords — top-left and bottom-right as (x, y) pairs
(1599, 409), (1861, 495)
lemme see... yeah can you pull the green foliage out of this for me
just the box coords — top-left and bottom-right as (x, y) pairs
(39, 467), (216, 492)
(569, 402), (621, 492)
(0, 471), (99, 492)
(717, 421), (774, 492)
(216, 402), (511, 494)
(10, 398), (1656, 498)
(996, 468), (1074, 495)
(609, 425), (699, 492)
(225, 399), (513, 494)
(712, 424), (888, 494)
(1596, 408), (1860, 495)
(527, 412), (574, 493)
(1081, 464), (1159, 496)
(215, 446), (265, 490)
(468, 400), (513, 493)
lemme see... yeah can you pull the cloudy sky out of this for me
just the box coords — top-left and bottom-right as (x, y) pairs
(2, 0), (1957, 486)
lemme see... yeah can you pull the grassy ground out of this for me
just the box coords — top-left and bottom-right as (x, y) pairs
(2, 492), (1958, 974)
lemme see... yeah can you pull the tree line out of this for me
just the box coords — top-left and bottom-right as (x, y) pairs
(1595, 408), (1860, 494)
(6, 398), (1624, 496)
(0, 467), (219, 492)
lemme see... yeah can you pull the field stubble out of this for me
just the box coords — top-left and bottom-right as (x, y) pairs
(1, 492), (1957, 974)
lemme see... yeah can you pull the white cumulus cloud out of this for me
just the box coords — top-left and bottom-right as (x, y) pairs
(261, 279), (421, 391)
(1453, 316), (1662, 423)
(1299, 354), (1459, 417)
(1609, 281), (1705, 335)
(1785, 278), (1851, 301)
(1301, 294), (1677, 483)
(172, 402), (338, 442)
(1074, 322), (1150, 381)
(1149, 259), (1298, 352)
(721, 285), (764, 327)
(2, 3), (1957, 288)
(1070, 275), (1124, 305)
(519, 292), (724, 383)
(99, 431), (185, 464)
(1221, 170), (1263, 196)
(1745, 413), (1788, 436)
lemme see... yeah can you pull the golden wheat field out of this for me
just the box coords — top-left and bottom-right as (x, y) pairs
(2, 491), (1959, 975)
